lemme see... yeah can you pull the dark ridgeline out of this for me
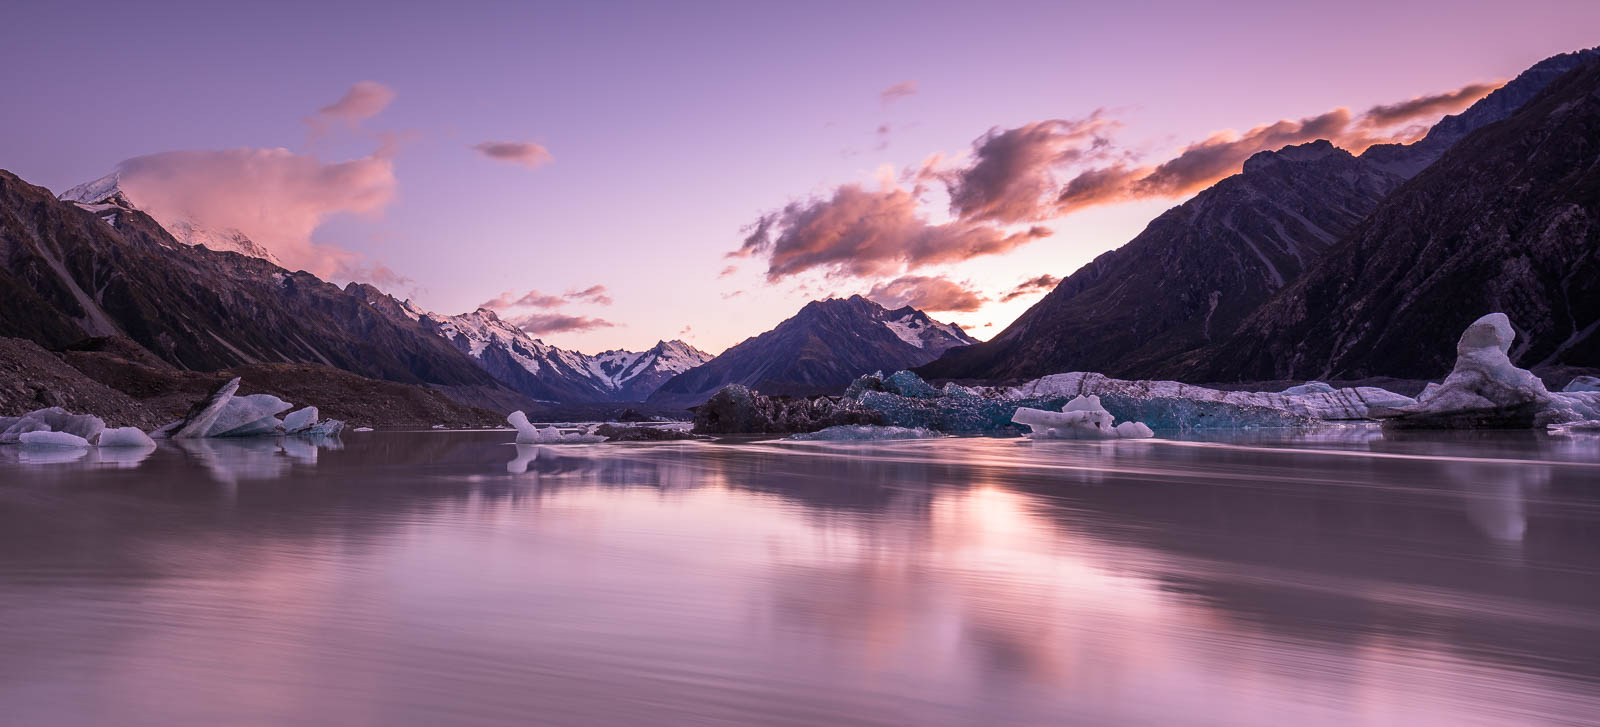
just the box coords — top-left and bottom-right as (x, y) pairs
(0, 171), (529, 411)
(917, 47), (1600, 385)
(1181, 54), (1600, 380)
(648, 295), (976, 408)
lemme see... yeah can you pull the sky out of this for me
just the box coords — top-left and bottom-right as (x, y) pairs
(2, 0), (1597, 355)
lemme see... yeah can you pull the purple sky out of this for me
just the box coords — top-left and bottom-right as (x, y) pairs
(3, 0), (1596, 354)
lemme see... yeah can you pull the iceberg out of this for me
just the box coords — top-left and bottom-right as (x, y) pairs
(1012, 395), (1154, 439)
(1, 407), (105, 444)
(1382, 313), (1568, 429)
(174, 378), (242, 439)
(98, 427), (156, 448)
(19, 430), (91, 448)
(507, 411), (608, 444)
(788, 425), (943, 441)
(283, 407), (319, 433)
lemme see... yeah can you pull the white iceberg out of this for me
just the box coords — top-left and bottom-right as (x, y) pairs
(507, 411), (608, 444)
(1012, 395), (1155, 439)
(1, 407), (106, 444)
(283, 407), (319, 433)
(18, 430), (91, 448)
(206, 393), (294, 437)
(174, 378), (242, 439)
(1009, 372), (1415, 423)
(353, 426), (375, 432)
(1382, 313), (1580, 428)
(98, 427), (156, 448)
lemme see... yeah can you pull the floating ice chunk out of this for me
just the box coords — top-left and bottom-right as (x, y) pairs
(353, 426), (375, 432)
(1564, 376), (1600, 393)
(283, 407), (319, 433)
(1281, 381), (1336, 395)
(1, 407), (105, 444)
(296, 420), (345, 438)
(207, 394), (293, 437)
(1386, 313), (1553, 428)
(1548, 419), (1600, 434)
(98, 427), (156, 448)
(1115, 421), (1155, 438)
(789, 425), (942, 441)
(507, 411), (607, 444)
(19, 430), (91, 448)
(174, 378), (241, 439)
(1012, 395), (1153, 439)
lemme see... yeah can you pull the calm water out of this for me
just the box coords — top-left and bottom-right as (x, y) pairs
(1, 430), (1598, 726)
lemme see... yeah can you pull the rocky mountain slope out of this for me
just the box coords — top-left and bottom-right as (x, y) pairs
(649, 296), (976, 408)
(918, 141), (1401, 381)
(918, 48), (1598, 385)
(1181, 56), (1600, 381)
(0, 170), (532, 412)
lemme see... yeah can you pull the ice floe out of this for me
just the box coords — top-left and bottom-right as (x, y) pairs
(1012, 395), (1154, 439)
(507, 411), (608, 444)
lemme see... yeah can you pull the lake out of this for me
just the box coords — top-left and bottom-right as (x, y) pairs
(1, 430), (1597, 726)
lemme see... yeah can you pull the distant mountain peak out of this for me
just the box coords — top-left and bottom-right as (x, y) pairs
(58, 171), (281, 264)
(1242, 140), (1347, 173)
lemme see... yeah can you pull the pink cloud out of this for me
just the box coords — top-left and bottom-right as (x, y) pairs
(515, 313), (615, 335)
(114, 145), (398, 279)
(999, 274), (1061, 302)
(305, 81), (396, 137)
(880, 80), (918, 103)
(865, 275), (987, 312)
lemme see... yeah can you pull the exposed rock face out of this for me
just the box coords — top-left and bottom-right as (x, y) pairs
(654, 296), (976, 408)
(918, 141), (1401, 382)
(1189, 56), (1600, 382)
(0, 337), (163, 428)
(690, 385), (884, 435)
(0, 170), (518, 409)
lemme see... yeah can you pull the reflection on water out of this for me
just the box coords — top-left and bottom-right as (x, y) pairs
(0, 431), (1597, 726)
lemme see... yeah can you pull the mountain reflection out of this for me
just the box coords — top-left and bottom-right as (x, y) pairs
(1, 432), (1596, 726)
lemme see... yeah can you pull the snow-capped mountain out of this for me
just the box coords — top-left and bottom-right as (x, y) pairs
(59, 172), (281, 264)
(647, 295), (977, 408)
(347, 285), (711, 402)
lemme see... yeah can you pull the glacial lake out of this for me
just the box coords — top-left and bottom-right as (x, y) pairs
(1, 430), (1598, 726)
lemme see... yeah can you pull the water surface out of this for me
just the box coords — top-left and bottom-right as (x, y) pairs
(1, 430), (1597, 726)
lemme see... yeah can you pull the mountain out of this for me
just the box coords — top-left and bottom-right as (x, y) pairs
(0, 169), (528, 411)
(648, 295), (976, 408)
(1360, 47), (1600, 178)
(1179, 55), (1600, 381)
(918, 141), (1402, 382)
(347, 285), (711, 402)
(918, 47), (1597, 385)
(59, 172), (281, 264)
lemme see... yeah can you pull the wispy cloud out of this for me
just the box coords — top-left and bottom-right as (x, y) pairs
(515, 313), (615, 335)
(305, 81), (395, 138)
(999, 274), (1060, 302)
(480, 284), (612, 310)
(471, 140), (554, 169)
(880, 80), (918, 103)
(564, 284), (612, 305)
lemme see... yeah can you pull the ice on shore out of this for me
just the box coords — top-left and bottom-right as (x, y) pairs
(1012, 395), (1155, 439)
(507, 411), (608, 444)
(788, 425), (942, 441)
